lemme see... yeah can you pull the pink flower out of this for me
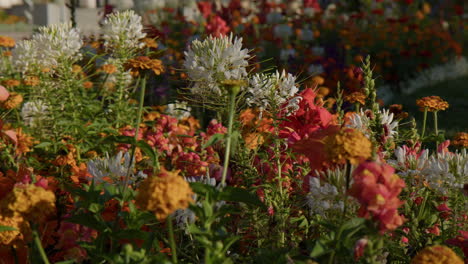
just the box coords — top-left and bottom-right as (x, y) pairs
(436, 203), (452, 212)
(0, 85), (9, 101)
(206, 15), (230, 37)
(437, 140), (451, 153)
(401, 236), (409, 243)
(426, 224), (441, 236)
(354, 238), (368, 260)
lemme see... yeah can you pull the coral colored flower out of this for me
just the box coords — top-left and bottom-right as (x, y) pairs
(197, 1), (212, 19)
(411, 245), (463, 264)
(437, 140), (450, 154)
(426, 224), (441, 236)
(135, 169), (193, 221)
(354, 238), (368, 260)
(1, 92), (23, 109)
(349, 161), (406, 232)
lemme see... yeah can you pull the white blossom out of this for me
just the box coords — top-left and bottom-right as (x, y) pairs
(21, 100), (49, 128)
(102, 10), (146, 53)
(246, 70), (299, 112)
(12, 40), (37, 73)
(87, 152), (145, 185)
(347, 109), (398, 140)
(307, 177), (344, 217)
(183, 34), (250, 97)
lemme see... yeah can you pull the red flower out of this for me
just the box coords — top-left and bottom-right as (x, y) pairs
(197, 1), (212, 19)
(206, 15), (230, 37)
(446, 230), (468, 260)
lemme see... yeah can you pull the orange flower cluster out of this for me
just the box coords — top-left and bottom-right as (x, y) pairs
(135, 169), (193, 221)
(23, 76), (40, 87)
(344, 91), (366, 105)
(239, 108), (273, 150)
(452, 132), (468, 148)
(0, 215), (30, 246)
(416, 96), (449, 112)
(411, 245), (463, 264)
(324, 128), (372, 165)
(141, 38), (158, 49)
(389, 104), (409, 119)
(124, 56), (164, 77)
(100, 64), (117, 74)
(0, 36), (15, 48)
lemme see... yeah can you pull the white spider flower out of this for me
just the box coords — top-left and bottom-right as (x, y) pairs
(183, 34), (250, 97)
(166, 100), (192, 120)
(102, 10), (146, 54)
(87, 152), (144, 185)
(13, 40), (38, 73)
(347, 109), (398, 140)
(421, 150), (467, 195)
(21, 100), (49, 128)
(388, 146), (429, 180)
(246, 70), (299, 112)
(306, 176), (344, 217)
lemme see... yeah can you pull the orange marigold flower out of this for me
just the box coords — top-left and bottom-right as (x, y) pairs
(1, 92), (23, 109)
(0, 36), (15, 48)
(101, 64), (117, 74)
(0, 215), (30, 245)
(2, 51), (12, 57)
(345, 91), (366, 105)
(23, 76), (40, 86)
(2, 79), (20, 88)
(416, 96), (449, 112)
(83, 81), (93, 89)
(124, 56), (164, 77)
(389, 104), (409, 119)
(311, 76), (325, 86)
(135, 169), (193, 221)
(411, 245), (463, 264)
(72, 65), (82, 73)
(15, 128), (34, 155)
(142, 38), (158, 49)
(324, 128), (372, 165)
(452, 132), (468, 148)
(0, 184), (55, 222)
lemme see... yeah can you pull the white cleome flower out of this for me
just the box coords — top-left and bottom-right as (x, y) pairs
(87, 152), (145, 185)
(307, 176), (344, 217)
(21, 100), (49, 128)
(183, 34), (250, 97)
(13, 23), (82, 72)
(166, 100), (192, 120)
(388, 146), (429, 181)
(102, 10), (146, 54)
(421, 150), (467, 195)
(246, 70), (299, 112)
(347, 109), (398, 140)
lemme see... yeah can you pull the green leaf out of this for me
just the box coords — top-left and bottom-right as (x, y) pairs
(88, 203), (102, 213)
(202, 133), (225, 149)
(137, 140), (158, 165)
(66, 214), (107, 232)
(218, 187), (266, 209)
(190, 182), (216, 196)
(309, 240), (329, 258)
(0, 225), (17, 232)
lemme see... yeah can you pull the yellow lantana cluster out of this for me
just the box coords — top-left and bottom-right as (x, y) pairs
(135, 170), (194, 221)
(411, 245), (463, 264)
(0, 214), (30, 246)
(416, 96), (449, 112)
(0, 184), (56, 222)
(325, 128), (372, 165)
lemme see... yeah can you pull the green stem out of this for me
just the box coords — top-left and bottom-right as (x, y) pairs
(221, 91), (236, 186)
(433, 111), (438, 136)
(421, 107), (428, 138)
(167, 216), (178, 264)
(33, 230), (50, 264)
(121, 77), (146, 197)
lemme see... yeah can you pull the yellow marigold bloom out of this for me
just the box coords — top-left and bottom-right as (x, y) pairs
(416, 96), (449, 112)
(23, 76), (40, 86)
(345, 91), (366, 105)
(0, 36), (15, 48)
(0, 215), (30, 245)
(411, 245), (463, 264)
(135, 170), (193, 221)
(124, 56), (164, 77)
(453, 132), (468, 148)
(0, 185), (55, 222)
(101, 64), (117, 74)
(1, 92), (23, 109)
(72, 64), (82, 73)
(324, 128), (372, 165)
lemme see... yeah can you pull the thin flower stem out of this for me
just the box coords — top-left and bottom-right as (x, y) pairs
(33, 230), (50, 264)
(421, 107), (428, 138)
(167, 216), (178, 264)
(221, 91), (236, 186)
(121, 77), (146, 197)
(433, 111), (439, 136)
